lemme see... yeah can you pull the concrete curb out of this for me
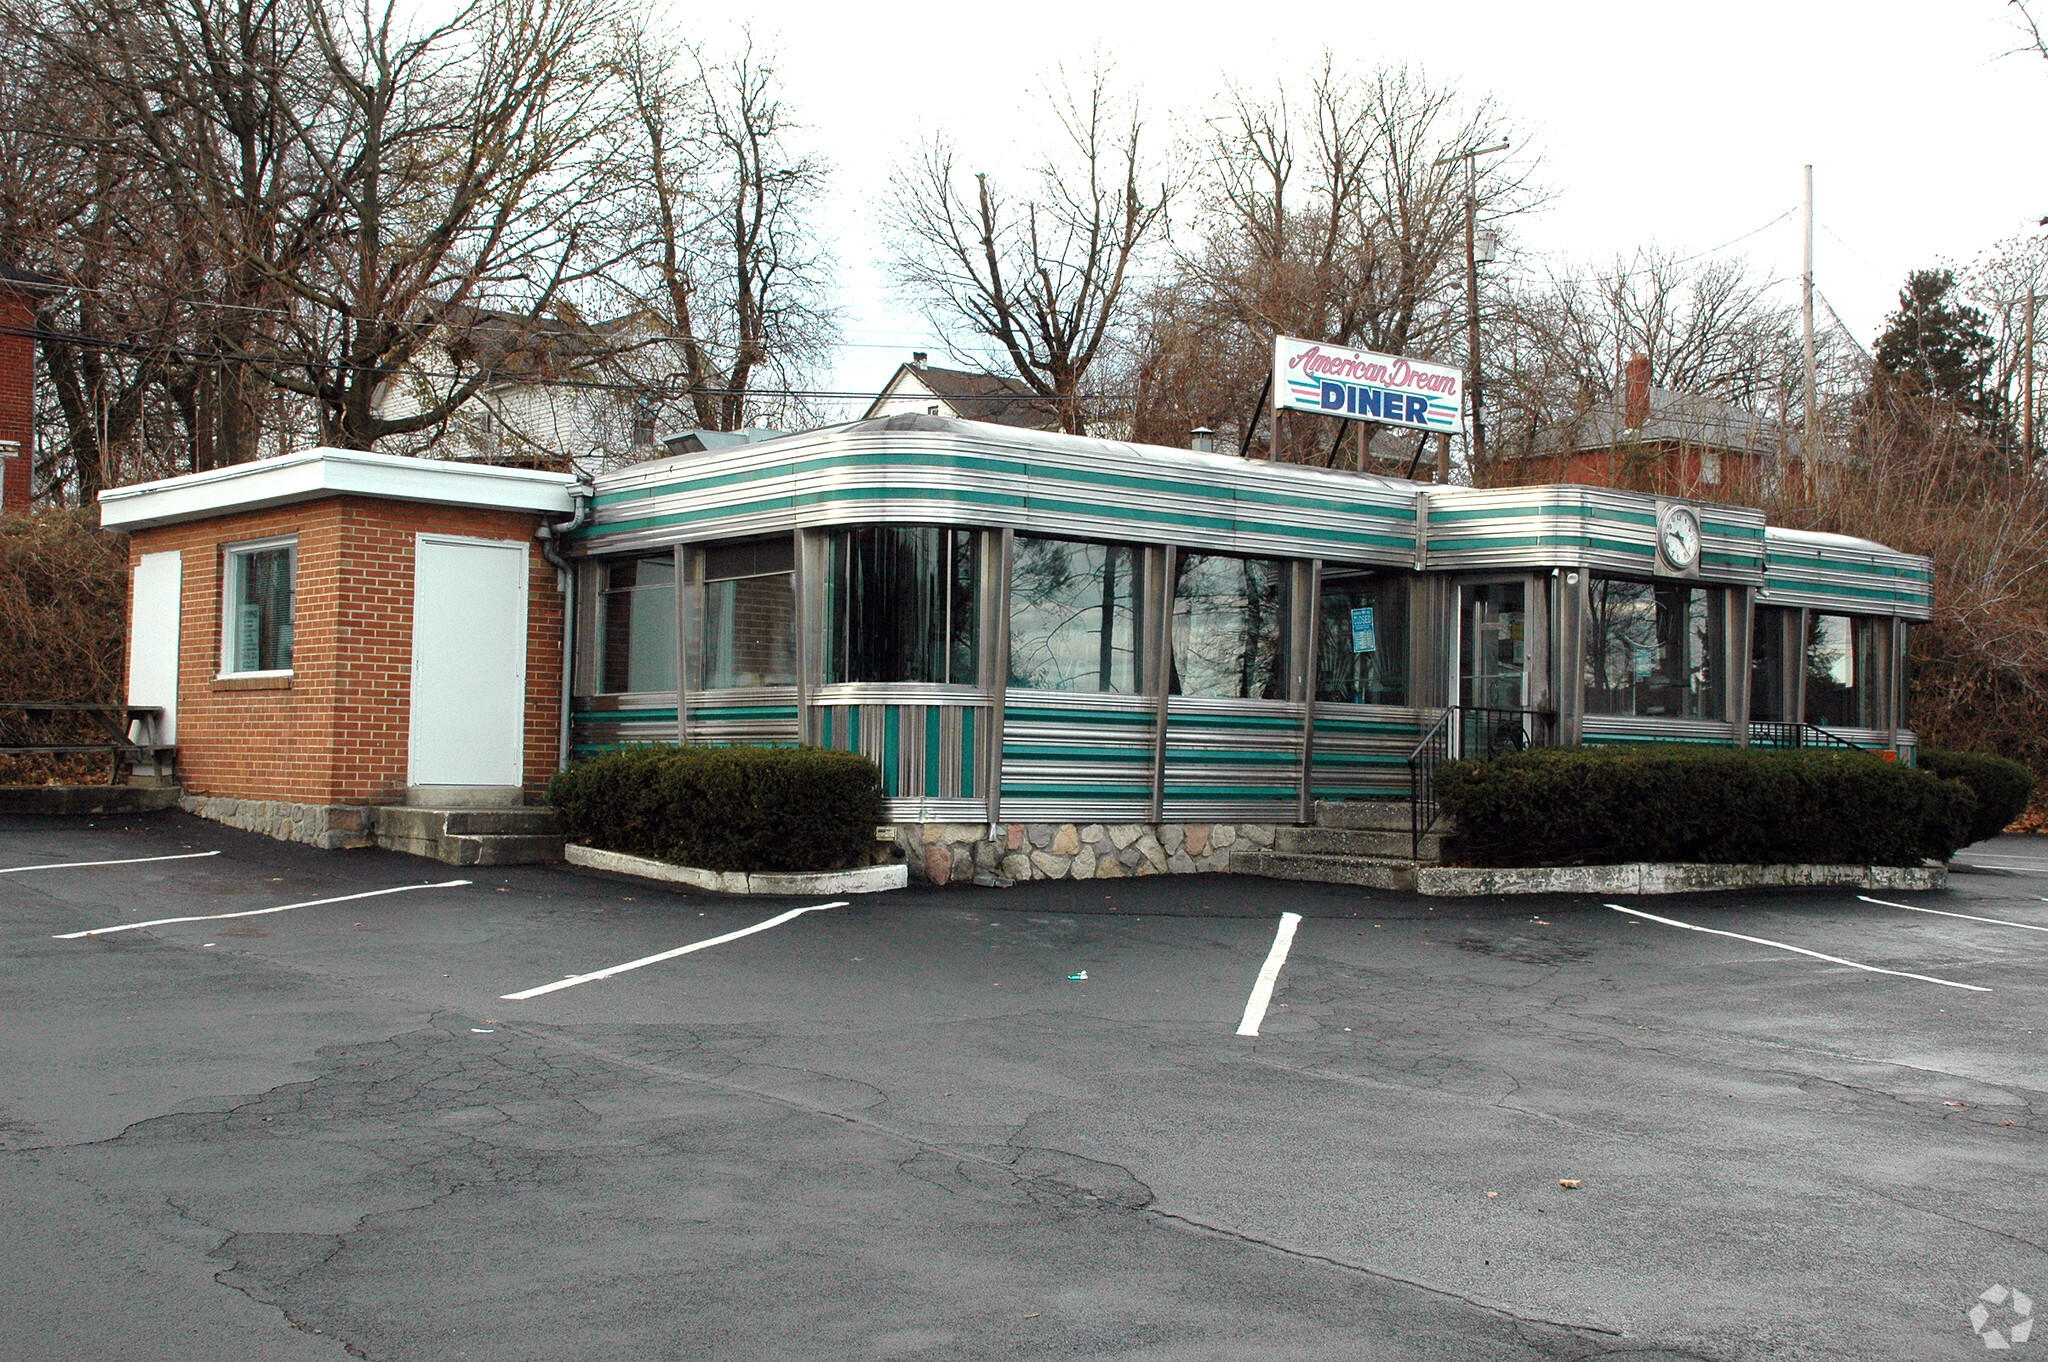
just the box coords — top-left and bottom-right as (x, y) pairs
(564, 844), (907, 895)
(1417, 862), (1948, 897)
(0, 785), (183, 815)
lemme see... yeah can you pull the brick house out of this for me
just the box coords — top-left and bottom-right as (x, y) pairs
(1493, 352), (1791, 499)
(0, 265), (48, 513)
(97, 448), (579, 849)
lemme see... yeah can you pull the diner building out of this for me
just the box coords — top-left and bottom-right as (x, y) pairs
(101, 413), (1933, 881)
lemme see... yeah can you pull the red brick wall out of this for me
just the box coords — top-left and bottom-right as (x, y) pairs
(127, 495), (564, 805)
(0, 291), (34, 513)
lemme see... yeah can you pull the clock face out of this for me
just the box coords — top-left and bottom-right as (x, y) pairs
(1660, 506), (1701, 569)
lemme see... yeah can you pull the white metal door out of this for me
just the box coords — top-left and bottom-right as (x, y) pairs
(409, 535), (528, 787)
(127, 550), (182, 741)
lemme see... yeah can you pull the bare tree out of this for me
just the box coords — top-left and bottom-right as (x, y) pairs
(1488, 248), (1842, 465)
(1127, 59), (1532, 466)
(252, 0), (625, 449)
(886, 62), (1169, 435)
(607, 23), (835, 433)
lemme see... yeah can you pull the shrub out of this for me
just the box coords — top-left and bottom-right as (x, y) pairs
(1915, 748), (2036, 845)
(1434, 745), (1975, 868)
(0, 508), (129, 785)
(547, 744), (885, 874)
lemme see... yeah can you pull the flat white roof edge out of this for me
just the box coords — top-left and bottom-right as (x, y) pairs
(97, 446), (578, 529)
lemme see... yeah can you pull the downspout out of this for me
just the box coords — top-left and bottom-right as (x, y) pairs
(536, 478), (593, 773)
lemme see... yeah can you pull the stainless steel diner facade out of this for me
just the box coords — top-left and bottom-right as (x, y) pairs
(564, 413), (1934, 830)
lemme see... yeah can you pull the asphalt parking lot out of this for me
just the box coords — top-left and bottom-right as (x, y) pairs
(2, 811), (2045, 1361)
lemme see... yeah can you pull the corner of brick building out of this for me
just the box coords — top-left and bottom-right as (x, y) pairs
(128, 494), (563, 810)
(0, 290), (37, 514)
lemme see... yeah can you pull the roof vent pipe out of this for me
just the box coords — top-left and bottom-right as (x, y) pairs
(1190, 426), (1215, 453)
(1624, 352), (1652, 431)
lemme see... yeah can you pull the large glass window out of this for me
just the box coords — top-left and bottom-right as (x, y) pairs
(1315, 572), (1408, 705)
(1584, 578), (1725, 719)
(1170, 552), (1290, 700)
(1805, 613), (1883, 728)
(702, 538), (796, 689)
(222, 539), (296, 674)
(598, 554), (677, 693)
(1008, 536), (1143, 693)
(826, 527), (980, 685)
(1750, 605), (1797, 722)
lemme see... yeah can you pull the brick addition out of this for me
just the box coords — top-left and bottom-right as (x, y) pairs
(127, 495), (565, 820)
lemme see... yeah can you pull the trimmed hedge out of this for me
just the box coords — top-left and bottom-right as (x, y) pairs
(1916, 748), (2037, 845)
(1435, 745), (1975, 868)
(547, 745), (885, 874)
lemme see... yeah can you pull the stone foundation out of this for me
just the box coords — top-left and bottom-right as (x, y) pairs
(881, 821), (1278, 887)
(179, 795), (373, 850)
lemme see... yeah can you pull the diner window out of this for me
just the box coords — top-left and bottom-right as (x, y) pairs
(1315, 572), (1408, 705)
(1750, 605), (1798, 722)
(702, 537), (796, 689)
(1583, 577), (1725, 720)
(222, 538), (296, 675)
(1170, 552), (1289, 700)
(598, 554), (677, 693)
(1007, 536), (1143, 693)
(1804, 613), (1884, 728)
(825, 527), (979, 685)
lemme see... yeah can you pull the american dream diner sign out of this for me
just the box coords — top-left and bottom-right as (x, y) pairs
(1272, 335), (1462, 435)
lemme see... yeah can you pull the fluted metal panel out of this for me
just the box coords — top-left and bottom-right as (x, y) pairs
(1759, 529), (1933, 620)
(809, 696), (985, 803)
(999, 689), (1158, 820)
(1308, 703), (1431, 801)
(570, 692), (680, 755)
(1160, 696), (1306, 821)
(575, 424), (1421, 568)
(687, 685), (801, 747)
(1581, 714), (1738, 745)
(1424, 486), (1767, 584)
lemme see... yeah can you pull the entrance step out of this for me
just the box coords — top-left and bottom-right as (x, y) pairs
(1312, 799), (1455, 835)
(1274, 825), (1447, 861)
(370, 803), (564, 866)
(1233, 850), (1418, 892)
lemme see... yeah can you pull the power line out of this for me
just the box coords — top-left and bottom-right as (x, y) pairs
(0, 316), (1119, 403)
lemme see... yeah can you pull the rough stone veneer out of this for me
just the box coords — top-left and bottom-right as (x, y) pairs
(884, 821), (1278, 887)
(178, 795), (373, 850)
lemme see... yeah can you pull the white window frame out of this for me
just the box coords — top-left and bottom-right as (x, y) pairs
(218, 533), (298, 679)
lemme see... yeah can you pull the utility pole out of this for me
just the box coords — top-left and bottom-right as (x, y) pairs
(1436, 139), (1509, 481)
(1801, 165), (1818, 462)
(2025, 290), (2036, 462)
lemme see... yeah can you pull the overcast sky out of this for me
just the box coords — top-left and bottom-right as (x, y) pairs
(696, 0), (2047, 409)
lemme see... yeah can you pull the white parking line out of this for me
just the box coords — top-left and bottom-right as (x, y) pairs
(1236, 912), (1303, 1037)
(1607, 903), (1991, 992)
(1, 851), (221, 875)
(1858, 895), (2048, 934)
(54, 880), (471, 938)
(500, 901), (846, 1001)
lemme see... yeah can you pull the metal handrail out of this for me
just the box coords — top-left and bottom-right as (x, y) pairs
(1406, 708), (1454, 858)
(1747, 720), (1869, 752)
(1406, 706), (1559, 857)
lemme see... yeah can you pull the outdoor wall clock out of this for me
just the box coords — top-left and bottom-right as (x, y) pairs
(1659, 504), (1701, 571)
